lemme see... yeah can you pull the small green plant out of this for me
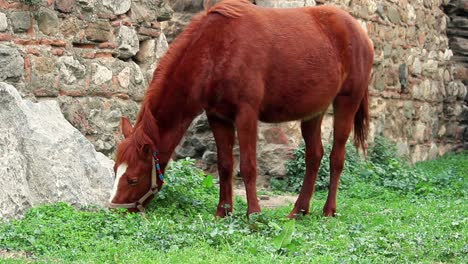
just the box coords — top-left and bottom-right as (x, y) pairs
(272, 141), (364, 193)
(150, 158), (218, 215)
(19, 0), (41, 6)
(272, 220), (295, 252)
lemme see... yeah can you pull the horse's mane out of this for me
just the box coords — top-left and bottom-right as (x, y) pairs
(132, 0), (252, 151)
(145, 0), (250, 94)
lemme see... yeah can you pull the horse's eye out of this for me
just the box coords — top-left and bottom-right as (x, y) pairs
(127, 177), (139, 186)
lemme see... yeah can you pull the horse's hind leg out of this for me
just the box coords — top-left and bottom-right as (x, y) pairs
(323, 95), (361, 217)
(288, 114), (324, 218)
(208, 114), (235, 217)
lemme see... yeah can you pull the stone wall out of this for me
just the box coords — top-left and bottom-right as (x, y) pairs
(0, 0), (466, 188)
(443, 0), (468, 149)
(0, 0), (172, 156)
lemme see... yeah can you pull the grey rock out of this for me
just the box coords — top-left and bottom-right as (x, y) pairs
(59, 56), (86, 85)
(446, 81), (467, 100)
(167, 0), (204, 12)
(163, 12), (193, 43)
(156, 33), (169, 60)
(116, 26), (139, 59)
(387, 7), (401, 24)
(0, 13), (8, 32)
(92, 63), (113, 85)
(451, 16), (468, 29)
(77, 0), (95, 11)
(117, 67), (131, 88)
(85, 20), (112, 42)
(126, 61), (147, 100)
(55, 0), (76, 13)
(399, 63), (408, 93)
(157, 4), (174, 22)
(0, 82), (114, 219)
(451, 37), (468, 55)
(255, 0), (315, 8)
(36, 7), (60, 36)
(0, 45), (24, 82)
(10, 11), (30, 33)
(193, 114), (211, 133)
(411, 58), (422, 75)
(202, 151), (218, 165)
(176, 140), (198, 158)
(403, 101), (414, 119)
(103, 0), (131, 15)
(374, 74), (385, 91)
(130, 0), (160, 23)
(135, 39), (156, 63)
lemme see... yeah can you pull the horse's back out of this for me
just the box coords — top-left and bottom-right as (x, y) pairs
(199, 1), (373, 122)
(205, 1), (372, 83)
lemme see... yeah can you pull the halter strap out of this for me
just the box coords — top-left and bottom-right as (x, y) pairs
(108, 151), (164, 212)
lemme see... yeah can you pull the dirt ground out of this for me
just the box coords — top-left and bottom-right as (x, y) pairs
(234, 189), (297, 208)
(0, 249), (33, 262)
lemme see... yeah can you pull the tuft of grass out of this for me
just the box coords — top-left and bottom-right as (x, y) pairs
(0, 152), (467, 263)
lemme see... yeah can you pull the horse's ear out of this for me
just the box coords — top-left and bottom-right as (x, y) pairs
(121, 117), (133, 138)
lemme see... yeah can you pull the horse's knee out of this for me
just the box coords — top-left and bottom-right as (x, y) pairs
(240, 163), (257, 185)
(218, 158), (233, 178)
(309, 145), (324, 162)
(240, 158), (256, 173)
(329, 146), (346, 173)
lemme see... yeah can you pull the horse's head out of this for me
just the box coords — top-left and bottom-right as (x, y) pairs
(108, 116), (163, 212)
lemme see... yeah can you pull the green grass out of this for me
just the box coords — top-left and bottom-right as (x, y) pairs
(0, 152), (467, 263)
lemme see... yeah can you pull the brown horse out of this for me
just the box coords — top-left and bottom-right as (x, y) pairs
(109, 0), (373, 218)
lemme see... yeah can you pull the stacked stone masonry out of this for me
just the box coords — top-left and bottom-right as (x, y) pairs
(0, 0), (172, 156)
(444, 0), (468, 148)
(0, 0), (466, 187)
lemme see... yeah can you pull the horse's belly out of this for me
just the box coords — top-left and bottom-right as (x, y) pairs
(259, 95), (332, 123)
(259, 71), (340, 123)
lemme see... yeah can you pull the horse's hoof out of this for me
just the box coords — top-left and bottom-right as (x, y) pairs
(287, 208), (308, 219)
(215, 207), (232, 218)
(246, 208), (262, 218)
(323, 208), (336, 217)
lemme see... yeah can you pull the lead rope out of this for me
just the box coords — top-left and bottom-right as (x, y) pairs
(135, 151), (165, 212)
(153, 151), (165, 183)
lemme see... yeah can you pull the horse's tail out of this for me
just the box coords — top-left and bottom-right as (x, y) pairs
(353, 88), (369, 154)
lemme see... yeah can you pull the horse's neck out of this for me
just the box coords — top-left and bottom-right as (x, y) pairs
(146, 76), (201, 161)
(144, 31), (206, 159)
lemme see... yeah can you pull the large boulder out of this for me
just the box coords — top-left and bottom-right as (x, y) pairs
(0, 82), (114, 219)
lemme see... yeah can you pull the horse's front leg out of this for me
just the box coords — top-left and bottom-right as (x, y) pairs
(235, 106), (261, 216)
(208, 114), (235, 217)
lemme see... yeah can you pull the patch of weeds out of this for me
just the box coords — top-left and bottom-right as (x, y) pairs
(271, 142), (364, 193)
(150, 158), (218, 215)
